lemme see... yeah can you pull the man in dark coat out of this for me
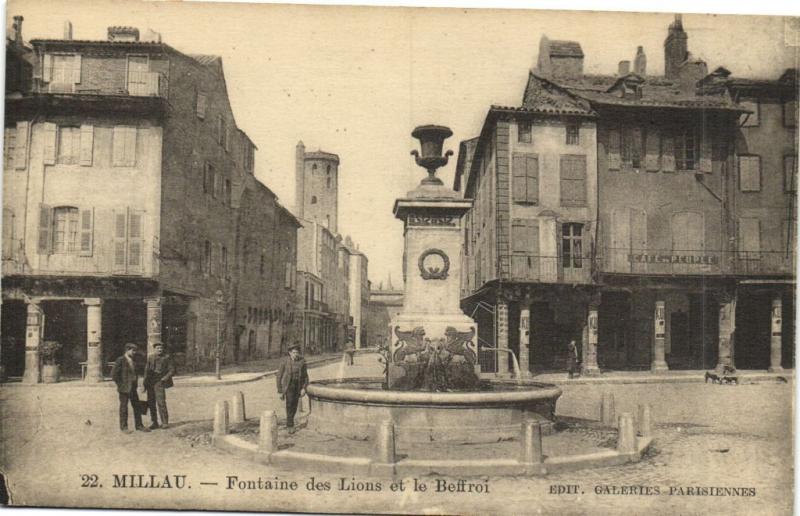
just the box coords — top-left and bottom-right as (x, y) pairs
(144, 342), (176, 430)
(276, 344), (309, 434)
(111, 343), (149, 433)
(566, 339), (580, 379)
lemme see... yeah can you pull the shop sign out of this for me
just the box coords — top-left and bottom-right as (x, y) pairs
(628, 254), (719, 265)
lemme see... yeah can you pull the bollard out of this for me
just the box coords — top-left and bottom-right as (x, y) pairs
(616, 412), (636, 454)
(520, 419), (543, 465)
(374, 420), (396, 464)
(637, 404), (652, 438)
(601, 392), (616, 427)
(230, 391), (246, 423)
(259, 410), (278, 454)
(213, 400), (230, 436)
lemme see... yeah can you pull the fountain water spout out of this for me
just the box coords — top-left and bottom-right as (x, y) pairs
(482, 347), (524, 384)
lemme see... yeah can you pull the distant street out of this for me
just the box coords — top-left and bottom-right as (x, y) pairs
(1, 353), (793, 515)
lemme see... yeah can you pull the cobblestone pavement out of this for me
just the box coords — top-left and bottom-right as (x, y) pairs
(0, 353), (793, 515)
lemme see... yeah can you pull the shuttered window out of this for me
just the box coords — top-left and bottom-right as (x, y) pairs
(675, 127), (698, 171)
(518, 122), (532, 143)
(42, 123), (57, 165)
(621, 126), (643, 168)
(645, 127), (660, 171)
(79, 208), (94, 256)
(512, 153), (539, 204)
(607, 128), (621, 170)
(38, 204), (52, 254)
(52, 206), (79, 253)
(738, 155), (761, 192)
(203, 240), (212, 275)
(738, 217), (761, 260)
(112, 126), (137, 167)
(57, 126), (81, 165)
(80, 125), (94, 166)
(46, 54), (80, 89)
(113, 208), (144, 274)
(204, 163), (214, 194)
(784, 155), (797, 193)
(2, 208), (14, 260)
(560, 154), (587, 207)
(511, 218), (539, 280)
(196, 91), (207, 119)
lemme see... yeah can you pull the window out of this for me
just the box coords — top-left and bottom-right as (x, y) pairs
(561, 223), (583, 269)
(52, 207), (79, 253)
(224, 125), (231, 152)
(560, 154), (587, 206)
(738, 217), (761, 260)
(45, 53), (80, 88)
(217, 116), (224, 146)
(221, 246), (228, 277)
(285, 262), (293, 289)
(785, 100), (798, 128)
(518, 121), (532, 144)
(566, 122), (580, 145)
(203, 163), (214, 194)
(4, 127), (16, 169)
(311, 196), (317, 204)
(225, 179), (232, 206)
(112, 126), (137, 167)
(785, 156), (798, 193)
(213, 170), (220, 199)
(512, 153), (539, 204)
(57, 126), (80, 164)
(203, 240), (212, 275)
(126, 55), (151, 96)
(511, 218), (539, 279)
(196, 92), (207, 119)
(326, 165), (332, 188)
(621, 126), (643, 168)
(738, 155), (761, 192)
(740, 99), (759, 127)
(675, 127), (698, 171)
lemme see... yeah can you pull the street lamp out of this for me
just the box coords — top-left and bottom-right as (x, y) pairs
(215, 289), (225, 380)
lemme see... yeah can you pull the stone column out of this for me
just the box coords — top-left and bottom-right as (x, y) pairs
(769, 295), (784, 373)
(651, 301), (669, 373)
(518, 304), (530, 377)
(84, 298), (103, 382)
(497, 300), (509, 375)
(144, 297), (163, 355)
(582, 304), (600, 376)
(716, 293), (735, 373)
(22, 300), (43, 384)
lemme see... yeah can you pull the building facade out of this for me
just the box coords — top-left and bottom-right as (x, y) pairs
(455, 15), (797, 375)
(2, 23), (299, 382)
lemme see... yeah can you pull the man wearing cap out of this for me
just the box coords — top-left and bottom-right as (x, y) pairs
(111, 343), (149, 433)
(144, 342), (176, 430)
(276, 344), (309, 434)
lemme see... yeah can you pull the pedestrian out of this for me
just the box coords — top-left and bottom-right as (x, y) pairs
(566, 339), (580, 379)
(344, 337), (355, 366)
(144, 342), (176, 430)
(276, 344), (309, 434)
(111, 343), (149, 433)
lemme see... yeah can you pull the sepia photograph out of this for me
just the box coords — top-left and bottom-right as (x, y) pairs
(0, 0), (798, 514)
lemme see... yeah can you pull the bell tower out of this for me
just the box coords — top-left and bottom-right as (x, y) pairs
(294, 142), (340, 232)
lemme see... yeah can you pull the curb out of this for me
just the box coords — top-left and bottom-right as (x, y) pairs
(538, 373), (793, 386)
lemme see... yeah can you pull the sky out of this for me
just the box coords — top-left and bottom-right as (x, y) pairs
(6, 0), (798, 288)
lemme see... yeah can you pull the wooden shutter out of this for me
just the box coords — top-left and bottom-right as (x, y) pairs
(607, 128), (621, 170)
(512, 154), (527, 203)
(42, 54), (53, 82)
(784, 156), (797, 193)
(560, 155), (586, 206)
(124, 127), (137, 166)
(631, 127), (643, 168)
(14, 121), (29, 170)
(630, 209), (648, 273)
(79, 125), (94, 166)
(42, 123), (57, 165)
(37, 204), (52, 254)
(699, 133), (712, 174)
(661, 133), (675, 172)
(611, 207), (631, 272)
(196, 92), (207, 119)
(112, 127), (125, 166)
(127, 210), (143, 273)
(539, 217), (557, 282)
(511, 218), (538, 280)
(113, 209), (128, 273)
(525, 155), (539, 204)
(72, 54), (82, 83)
(79, 208), (94, 257)
(645, 126), (660, 171)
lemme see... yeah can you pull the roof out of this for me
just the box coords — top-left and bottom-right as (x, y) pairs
(548, 40), (583, 58)
(304, 151), (340, 163)
(188, 54), (221, 67)
(30, 38), (167, 50)
(520, 73), (597, 115)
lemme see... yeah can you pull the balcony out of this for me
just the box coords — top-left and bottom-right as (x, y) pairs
(508, 254), (592, 284)
(126, 71), (168, 97)
(598, 248), (726, 276)
(33, 71), (168, 98)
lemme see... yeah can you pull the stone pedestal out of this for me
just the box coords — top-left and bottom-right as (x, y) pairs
(22, 301), (42, 384)
(716, 295), (735, 373)
(518, 305), (530, 377)
(84, 298), (103, 382)
(582, 306), (600, 376)
(769, 296), (784, 373)
(651, 301), (669, 373)
(145, 297), (163, 355)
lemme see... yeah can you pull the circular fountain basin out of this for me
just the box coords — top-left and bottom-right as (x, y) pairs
(305, 377), (562, 444)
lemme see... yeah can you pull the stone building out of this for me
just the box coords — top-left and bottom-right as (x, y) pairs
(365, 281), (404, 350)
(1, 23), (299, 382)
(455, 15), (797, 375)
(294, 142), (370, 354)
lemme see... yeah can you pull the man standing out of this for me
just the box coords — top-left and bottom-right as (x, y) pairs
(111, 343), (149, 433)
(566, 339), (580, 379)
(344, 337), (355, 366)
(276, 344), (308, 434)
(144, 342), (176, 430)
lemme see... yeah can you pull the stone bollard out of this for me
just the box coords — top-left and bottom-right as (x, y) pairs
(213, 400), (229, 436)
(230, 391), (246, 423)
(601, 392), (616, 427)
(637, 404), (652, 438)
(616, 412), (636, 455)
(259, 410), (278, 454)
(374, 420), (396, 464)
(520, 419), (543, 465)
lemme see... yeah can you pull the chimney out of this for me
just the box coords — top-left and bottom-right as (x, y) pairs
(107, 26), (140, 42)
(63, 21), (73, 40)
(664, 14), (688, 79)
(12, 15), (23, 45)
(618, 61), (630, 76)
(634, 46), (647, 75)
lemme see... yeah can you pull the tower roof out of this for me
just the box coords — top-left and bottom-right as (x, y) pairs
(304, 151), (340, 163)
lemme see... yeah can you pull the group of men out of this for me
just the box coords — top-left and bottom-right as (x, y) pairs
(111, 342), (175, 433)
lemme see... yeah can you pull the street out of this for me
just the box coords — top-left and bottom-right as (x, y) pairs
(1, 353), (793, 515)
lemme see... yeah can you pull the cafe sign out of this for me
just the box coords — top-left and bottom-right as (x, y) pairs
(628, 254), (719, 265)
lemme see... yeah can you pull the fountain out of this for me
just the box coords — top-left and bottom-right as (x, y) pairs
(306, 125), (562, 444)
